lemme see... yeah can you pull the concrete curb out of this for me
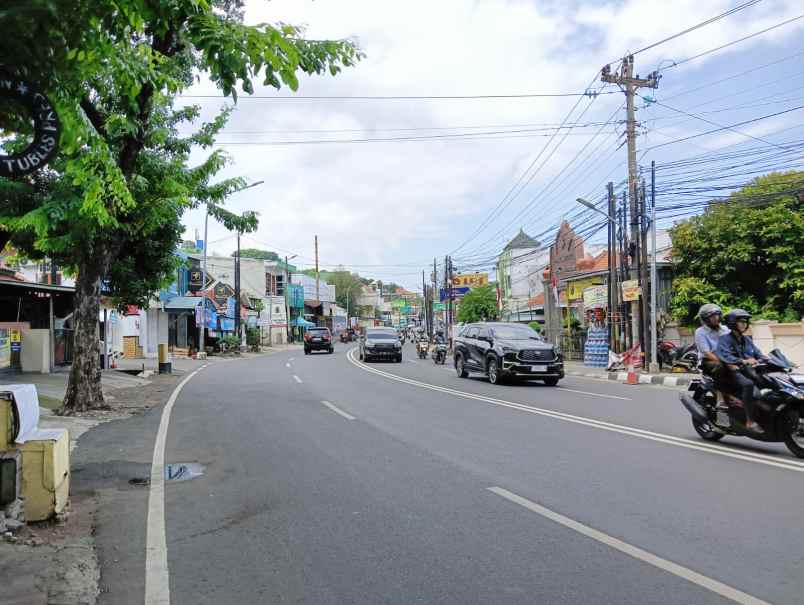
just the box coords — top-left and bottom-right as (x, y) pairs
(566, 369), (695, 387)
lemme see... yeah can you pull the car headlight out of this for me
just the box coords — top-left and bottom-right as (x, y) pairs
(501, 346), (517, 354)
(365, 341), (375, 348)
(394, 342), (402, 348)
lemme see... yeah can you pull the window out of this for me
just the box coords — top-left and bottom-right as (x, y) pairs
(476, 326), (490, 340)
(491, 325), (541, 340)
(275, 306), (281, 314)
(464, 326), (479, 339)
(275, 273), (285, 296)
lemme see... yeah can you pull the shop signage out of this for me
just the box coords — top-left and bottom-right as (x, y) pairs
(0, 73), (60, 178)
(433, 302), (446, 311)
(440, 287), (470, 301)
(621, 279), (642, 302)
(452, 273), (488, 288)
(188, 269), (204, 291)
(567, 277), (602, 301)
(582, 285), (607, 309)
(214, 282), (234, 306)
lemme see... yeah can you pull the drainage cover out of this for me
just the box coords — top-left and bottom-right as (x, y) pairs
(164, 463), (205, 482)
(128, 477), (150, 487)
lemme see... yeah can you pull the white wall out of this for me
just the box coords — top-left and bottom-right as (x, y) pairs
(21, 329), (50, 373)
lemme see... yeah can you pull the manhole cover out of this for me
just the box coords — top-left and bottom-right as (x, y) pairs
(165, 463), (205, 482)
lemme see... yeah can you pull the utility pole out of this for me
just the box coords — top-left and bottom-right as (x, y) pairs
(607, 182), (618, 353)
(314, 235), (320, 325)
(639, 178), (650, 364)
(432, 257), (438, 338)
(649, 161), (659, 372)
(285, 255), (291, 344)
(234, 230), (241, 342)
(601, 55), (659, 360)
(199, 206), (209, 356)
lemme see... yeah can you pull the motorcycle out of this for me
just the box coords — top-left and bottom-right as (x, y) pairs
(433, 342), (447, 365)
(679, 349), (804, 458)
(658, 340), (698, 372)
(416, 340), (429, 359)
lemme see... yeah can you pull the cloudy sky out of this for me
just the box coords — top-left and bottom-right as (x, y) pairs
(180, 0), (804, 289)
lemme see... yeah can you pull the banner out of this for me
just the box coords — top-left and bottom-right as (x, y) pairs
(440, 287), (470, 301)
(582, 285), (607, 309)
(621, 279), (642, 302)
(568, 277), (602, 301)
(452, 273), (488, 288)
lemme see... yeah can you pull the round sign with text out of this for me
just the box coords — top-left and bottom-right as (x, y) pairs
(0, 73), (60, 178)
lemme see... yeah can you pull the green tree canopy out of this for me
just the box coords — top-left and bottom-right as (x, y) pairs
(456, 285), (499, 323)
(0, 0), (361, 411)
(236, 248), (279, 261)
(669, 171), (804, 325)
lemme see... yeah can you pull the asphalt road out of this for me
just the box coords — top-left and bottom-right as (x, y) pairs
(95, 343), (804, 604)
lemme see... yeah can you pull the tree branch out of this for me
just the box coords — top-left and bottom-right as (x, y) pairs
(79, 97), (107, 137)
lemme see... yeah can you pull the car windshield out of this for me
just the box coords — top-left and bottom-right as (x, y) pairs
(309, 329), (328, 335)
(491, 325), (542, 340)
(367, 329), (396, 338)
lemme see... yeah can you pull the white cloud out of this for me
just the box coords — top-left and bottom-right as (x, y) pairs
(182, 0), (804, 288)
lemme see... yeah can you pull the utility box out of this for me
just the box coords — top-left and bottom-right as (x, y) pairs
(19, 428), (69, 521)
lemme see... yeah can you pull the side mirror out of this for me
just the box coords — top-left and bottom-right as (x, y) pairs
(478, 335), (491, 344)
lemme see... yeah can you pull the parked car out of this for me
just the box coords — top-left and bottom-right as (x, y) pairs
(304, 327), (334, 354)
(453, 322), (564, 385)
(359, 327), (403, 362)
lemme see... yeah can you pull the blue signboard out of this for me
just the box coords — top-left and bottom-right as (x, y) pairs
(219, 317), (234, 332)
(439, 287), (469, 302)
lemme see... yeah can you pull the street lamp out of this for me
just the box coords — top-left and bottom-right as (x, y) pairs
(199, 179), (264, 356)
(576, 197), (615, 224)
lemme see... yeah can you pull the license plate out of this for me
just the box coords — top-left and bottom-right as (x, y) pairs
(312, 338), (321, 342)
(531, 365), (546, 372)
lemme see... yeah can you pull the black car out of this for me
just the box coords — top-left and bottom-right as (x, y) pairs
(304, 327), (334, 354)
(453, 322), (563, 385)
(359, 327), (403, 362)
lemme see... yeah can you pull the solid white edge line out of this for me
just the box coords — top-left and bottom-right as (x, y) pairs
(345, 348), (804, 473)
(321, 400), (357, 420)
(293, 374), (303, 383)
(487, 487), (769, 605)
(145, 364), (207, 605)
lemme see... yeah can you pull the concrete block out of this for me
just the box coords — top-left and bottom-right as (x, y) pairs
(638, 374), (652, 384)
(663, 377), (679, 386)
(20, 429), (69, 521)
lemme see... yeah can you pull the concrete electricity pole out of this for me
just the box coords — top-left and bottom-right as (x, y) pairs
(314, 234), (320, 309)
(601, 55), (659, 362)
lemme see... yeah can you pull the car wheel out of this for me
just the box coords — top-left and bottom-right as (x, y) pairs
(455, 355), (468, 378)
(359, 350), (364, 361)
(542, 377), (560, 387)
(396, 355), (403, 363)
(329, 347), (334, 354)
(487, 357), (503, 385)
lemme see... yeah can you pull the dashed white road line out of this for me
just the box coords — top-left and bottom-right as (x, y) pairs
(345, 348), (804, 473)
(289, 357), (295, 361)
(321, 400), (357, 420)
(285, 362), (291, 369)
(145, 363), (208, 605)
(488, 487), (769, 605)
(293, 374), (303, 384)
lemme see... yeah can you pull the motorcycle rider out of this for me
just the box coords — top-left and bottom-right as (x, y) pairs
(694, 304), (729, 378)
(716, 309), (768, 434)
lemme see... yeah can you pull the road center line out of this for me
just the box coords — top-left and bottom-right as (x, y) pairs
(293, 374), (303, 384)
(321, 400), (357, 420)
(487, 487), (769, 605)
(145, 363), (207, 605)
(346, 348), (804, 473)
(289, 357), (295, 361)
(285, 362), (291, 368)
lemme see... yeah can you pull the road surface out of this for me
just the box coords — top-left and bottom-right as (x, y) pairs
(82, 344), (804, 604)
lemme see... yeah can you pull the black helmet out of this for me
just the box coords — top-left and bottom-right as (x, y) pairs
(724, 309), (751, 329)
(698, 303), (722, 321)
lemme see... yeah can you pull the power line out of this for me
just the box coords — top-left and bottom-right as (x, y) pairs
(180, 90), (614, 101)
(630, 0), (764, 57)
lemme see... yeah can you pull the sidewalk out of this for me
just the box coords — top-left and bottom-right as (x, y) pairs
(563, 361), (699, 387)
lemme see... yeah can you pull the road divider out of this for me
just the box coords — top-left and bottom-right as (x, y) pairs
(321, 400), (356, 421)
(346, 348), (804, 473)
(293, 375), (303, 384)
(487, 487), (769, 605)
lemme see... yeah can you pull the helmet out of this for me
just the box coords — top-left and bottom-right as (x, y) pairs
(698, 303), (722, 321)
(724, 309), (751, 329)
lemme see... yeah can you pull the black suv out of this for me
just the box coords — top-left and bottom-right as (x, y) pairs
(304, 327), (334, 354)
(453, 322), (563, 385)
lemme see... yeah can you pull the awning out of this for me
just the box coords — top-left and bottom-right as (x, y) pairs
(292, 317), (316, 328)
(164, 296), (201, 312)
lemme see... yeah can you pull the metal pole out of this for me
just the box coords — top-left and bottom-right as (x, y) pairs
(650, 161), (659, 372)
(200, 205), (208, 354)
(235, 230), (241, 342)
(607, 183), (615, 353)
(285, 256), (291, 343)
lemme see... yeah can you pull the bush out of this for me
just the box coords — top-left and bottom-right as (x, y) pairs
(246, 328), (261, 346)
(528, 321), (541, 333)
(219, 334), (240, 350)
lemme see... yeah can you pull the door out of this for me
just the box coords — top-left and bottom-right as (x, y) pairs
(463, 326), (480, 369)
(475, 326), (492, 366)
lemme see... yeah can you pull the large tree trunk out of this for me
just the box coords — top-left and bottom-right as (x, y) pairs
(62, 258), (106, 413)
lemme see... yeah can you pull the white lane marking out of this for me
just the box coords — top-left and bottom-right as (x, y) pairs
(289, 357), (295, 361)
(293, 374), (303, 384)
(346, 349), (804, 473)
(285, 363), (291, 368)
(321, 400), (357, 421)
(145, 364), (207, 605)
(488, 487), (769, 605)
(556, 386), (630, 400)
(408, 359), (418, 363)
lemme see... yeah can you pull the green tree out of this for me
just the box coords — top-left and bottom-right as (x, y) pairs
(669, 171), (804, 325)
(236, 248), (279, 261)
(0, 0), (360, 411)
(457, 285), (499, 323)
